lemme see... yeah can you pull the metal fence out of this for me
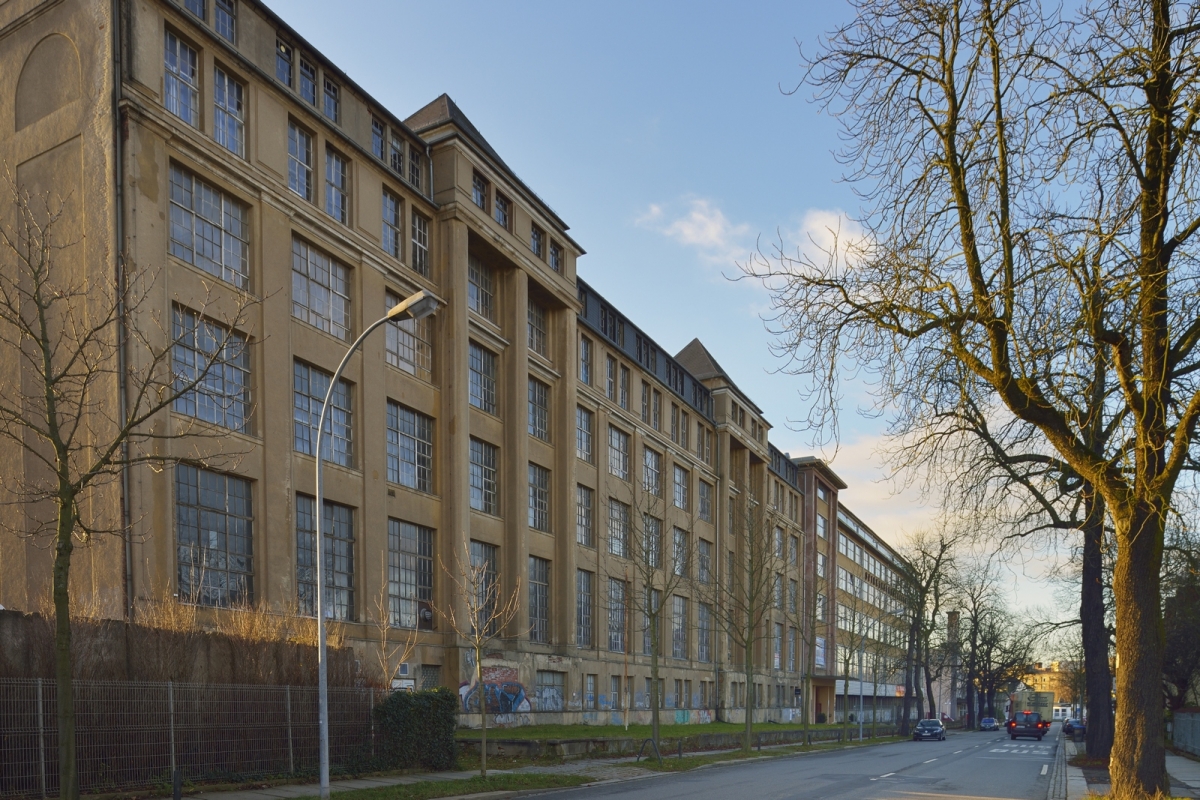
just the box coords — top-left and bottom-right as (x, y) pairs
(0, 679), (382, 798)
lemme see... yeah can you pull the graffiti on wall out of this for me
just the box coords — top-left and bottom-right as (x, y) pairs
(459, 662), (531, 714)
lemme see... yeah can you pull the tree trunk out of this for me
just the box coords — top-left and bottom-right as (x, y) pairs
(965, 676), (976, 730)
(743, 641), (755, 751)
(1080, 489), (1114, 761)
(900, 625), (916, 734)
(1109, 503), (1167, 798)
(651, 618), (660, 747)
(54, 498), (77, 800)
(477, 647), (487, 778)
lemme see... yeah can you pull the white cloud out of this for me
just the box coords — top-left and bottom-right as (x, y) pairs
(781, 207), (869, 269)
(636, 197), (753, 267)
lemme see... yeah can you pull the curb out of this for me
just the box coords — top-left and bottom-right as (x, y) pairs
(1063, 739), (1089, 800)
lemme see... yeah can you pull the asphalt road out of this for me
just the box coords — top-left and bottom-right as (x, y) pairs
(536, 724), (1061, 800)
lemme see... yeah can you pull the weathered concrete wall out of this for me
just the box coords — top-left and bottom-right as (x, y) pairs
(0, 609), (363, 685)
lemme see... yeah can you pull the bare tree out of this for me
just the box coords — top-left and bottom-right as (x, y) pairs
(896, 532), (955, 722)
(747, 0), (1200, 792)
(703, 497), (779, 751)
(0, 180), (256, 799)
(437, 545), (523, 778)
(370, 559), (419, 689)
(606, 487), (695, 748)
(833, 579), (873, 739)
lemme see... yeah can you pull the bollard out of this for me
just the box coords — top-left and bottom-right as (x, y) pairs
(172, 768), (182, 800)
(678, 740), (683, 759)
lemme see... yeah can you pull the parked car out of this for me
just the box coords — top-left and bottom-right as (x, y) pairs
(913, 718), (947, 741)
(1063, 719), (1086, 736)
(980, 717), (1000, 731)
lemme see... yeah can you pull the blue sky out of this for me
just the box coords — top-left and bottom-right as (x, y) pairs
(278, 0), (940, 545)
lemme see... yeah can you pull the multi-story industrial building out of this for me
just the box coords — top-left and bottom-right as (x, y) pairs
(0, 0), (911, 725)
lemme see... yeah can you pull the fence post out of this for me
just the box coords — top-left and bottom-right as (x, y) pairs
(168, 681), (177, 778)
(286, 685), (294, 775)
(369, 689), (375, 761)
(36, 678), (46, 799)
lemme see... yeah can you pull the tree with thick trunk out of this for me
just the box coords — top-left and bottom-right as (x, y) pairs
(751, 1), (1200, 793)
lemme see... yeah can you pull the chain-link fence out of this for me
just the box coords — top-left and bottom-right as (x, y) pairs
(0, 679), (382, 798)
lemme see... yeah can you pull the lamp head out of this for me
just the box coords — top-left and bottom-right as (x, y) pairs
(386, 289), (441, 322)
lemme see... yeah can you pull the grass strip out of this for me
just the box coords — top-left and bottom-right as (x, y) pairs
(455, 721), (857, 741)
(333, 773), (591, 800)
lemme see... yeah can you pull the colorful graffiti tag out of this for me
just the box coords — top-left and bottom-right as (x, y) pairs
(459, 663), (531, 714)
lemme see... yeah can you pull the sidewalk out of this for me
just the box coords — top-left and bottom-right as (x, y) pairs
(1057, 737), (1200, 799)
(190, 771), (485, 800)
(1168, 751), (1200, 795)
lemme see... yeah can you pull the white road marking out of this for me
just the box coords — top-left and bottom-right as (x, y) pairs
(954, 750), (962, 754)
(1041, 765), (1049, 775)
(924, 758), (937, 763)
(880, 772), (895, 777)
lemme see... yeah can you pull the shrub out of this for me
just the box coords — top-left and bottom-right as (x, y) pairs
(816, 712), (827, 723)
(374, 688), (458, 771)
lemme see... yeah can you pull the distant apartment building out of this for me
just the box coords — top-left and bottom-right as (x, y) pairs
(0, 0), (912, 725)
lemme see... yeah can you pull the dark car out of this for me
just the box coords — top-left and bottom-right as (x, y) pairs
(1007, 711), (1049, 741)
(913, 718), (947, 741)
(1063, 719), (1086, 736)
(980, 717), (1000, 731)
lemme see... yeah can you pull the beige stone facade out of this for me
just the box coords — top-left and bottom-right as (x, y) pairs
(0, 0), (912, 726)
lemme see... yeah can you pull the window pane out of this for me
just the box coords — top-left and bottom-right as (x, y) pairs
(164, 32), (199, 126)
(175, 464), (253, 607)
(296, 495), (354, 621)
(293, 360), (353, 467)
(169, 164), (250, 287)
(172, 305), (251, 432)
(386, 401), (434, 492)
(292, 238), (351, 339)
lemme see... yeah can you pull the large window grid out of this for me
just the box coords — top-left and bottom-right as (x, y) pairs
(673, 466), (689, 510)
(672, 528), (688, 577)
(472, 172), (488, 209)
(469, 438), (498, 515)
(576, 485), (594, 547)
(296, 495), (354, 621)
(164, 32), (199, 126)
(293, 361), (353, 467)
(387, 519), (433, 628)
(698, 481), (713, 522)
(386, 401), (433, 492)
(528, 463), (551, 532)
(528, 302), (548, 357)
(608, 426), (630, 480)
(175, 464), (252, 607)
(672, 596), (688, 659)
(299, 59), (316, 105)
(643, 448), (662, 497)
(213, 68), (244, 157)
(529, 556), (550, 643)
(172, 306), (250, 432)
(528, 379), (550, 441)
(292, 239), (350, 339)
(579, 337), (592, 384)
(698, 602), (714, 662)
(608, 579), (627, 653)
(288, 123), (313, 200)
(411, 213), (430, 276)
(608, 498), (630, 558)
(408, 149), (423, 191)
(576, 407), (593, 462)
(698, 539), (713, 584)
(576, 570), (594, 647)
(642, 515), (662, 569)
(385, 293), (433, 381)
(323, 78), (339, 122)
(325, 148), (349, 224)
(467, 256), (495, 320)
(469, 540), (499, 636)
(382, 191), (402, 259)
(168, 165), (249, 288)
(469, 343), (497, 414)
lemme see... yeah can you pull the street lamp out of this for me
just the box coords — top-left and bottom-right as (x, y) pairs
(314, 288), (441, 800)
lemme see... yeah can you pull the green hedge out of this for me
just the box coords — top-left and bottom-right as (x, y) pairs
(374, 688), (459, 771)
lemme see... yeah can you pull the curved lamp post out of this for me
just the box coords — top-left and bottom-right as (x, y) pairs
(315, 288), (440, 799)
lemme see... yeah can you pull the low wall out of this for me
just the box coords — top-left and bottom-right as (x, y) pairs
(0, 610), (361, 685)
(455, 706), (814, 729)
(1175, 710), (1200, 756)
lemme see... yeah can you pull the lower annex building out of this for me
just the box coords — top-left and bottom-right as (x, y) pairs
(0, 0), (912, 725)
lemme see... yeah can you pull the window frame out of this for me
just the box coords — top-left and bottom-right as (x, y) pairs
(385, 400), (434, 493)
(469, 342), (498, 414)
(468, 438), (499, 515)
(528, 463), (551, 532)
